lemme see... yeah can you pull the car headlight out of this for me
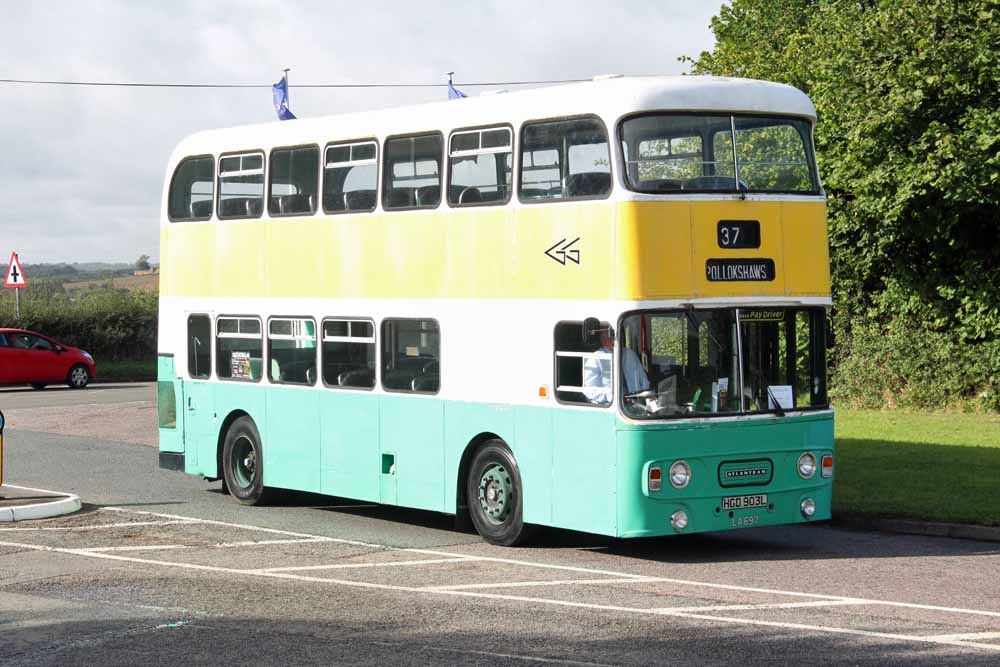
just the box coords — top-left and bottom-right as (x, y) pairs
(669, 460), (691, 489)
(82, 352), (93, 361)
(797, 452), (817, 479)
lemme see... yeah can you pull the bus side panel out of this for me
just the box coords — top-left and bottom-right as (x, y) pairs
(380, 395), (445, 512)
(207, 382), (267, 479)
(265, 386), (321, 494)
(551, 410), (617, 535)
(320, 390), (380, 503)
(442, 401), (515, 517)
(511, 406), (554, 526)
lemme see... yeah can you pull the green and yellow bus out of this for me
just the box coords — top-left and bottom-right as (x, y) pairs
(157, 75), (833, 545)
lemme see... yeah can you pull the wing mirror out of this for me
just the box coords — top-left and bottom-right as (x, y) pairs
(582, 317), (610, 346)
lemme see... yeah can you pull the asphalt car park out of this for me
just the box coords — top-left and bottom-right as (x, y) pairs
(2, 385), (1000, 665)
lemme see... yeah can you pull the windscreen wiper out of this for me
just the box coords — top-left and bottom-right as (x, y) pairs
(766, 385), (786, 417)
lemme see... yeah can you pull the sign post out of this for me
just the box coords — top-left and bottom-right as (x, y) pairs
(4, 252), (27, 321)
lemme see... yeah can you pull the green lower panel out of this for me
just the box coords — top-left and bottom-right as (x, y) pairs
(380, 395), (444, 512)
(265, 386), (321, 493)
(162, 377), (833, 540)
(615, 413), (834, 538)
(320, 390), (379, 502)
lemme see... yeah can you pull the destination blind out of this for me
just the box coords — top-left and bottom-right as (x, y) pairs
(705, 258), (775, 282)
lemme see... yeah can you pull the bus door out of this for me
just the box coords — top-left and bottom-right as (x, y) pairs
(157, 355), (185, 458)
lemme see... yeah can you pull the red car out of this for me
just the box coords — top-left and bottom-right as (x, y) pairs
(0, 328), (96, 389)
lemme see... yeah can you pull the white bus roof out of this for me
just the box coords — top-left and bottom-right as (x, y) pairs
(168, 76), (816, 164)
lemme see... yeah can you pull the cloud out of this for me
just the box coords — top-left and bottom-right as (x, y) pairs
(0, 0), (720, 263)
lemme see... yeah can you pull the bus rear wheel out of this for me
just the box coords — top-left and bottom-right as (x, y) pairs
(467, 441), (530, 546)
(222, 416), (270, 506)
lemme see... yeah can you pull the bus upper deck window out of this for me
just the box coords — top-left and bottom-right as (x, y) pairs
(218, 152), (265, 219)
(269, 145), (320, 217)
(519, 117), (611, 202)
(383, 134), (442, 210)
(448, 127), (512, 207)
(323, 141), (378, 214)
(168, 156), (214, 221)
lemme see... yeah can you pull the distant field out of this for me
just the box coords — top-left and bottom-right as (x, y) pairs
(63, 274), (158, 292)
(834, 409), (1000, 526)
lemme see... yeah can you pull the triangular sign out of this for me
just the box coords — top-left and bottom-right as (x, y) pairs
(4, 252), (26, 288)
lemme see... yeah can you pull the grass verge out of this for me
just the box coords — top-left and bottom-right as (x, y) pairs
(834, 409), (1000, 526)
(96, 358), (156, 382)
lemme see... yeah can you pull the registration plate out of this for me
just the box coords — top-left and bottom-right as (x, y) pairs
(722, 494), (768, 510)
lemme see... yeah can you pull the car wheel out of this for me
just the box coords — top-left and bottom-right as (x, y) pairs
(466, 440), (532, 546)
(67, 365), (90, 389)
(222, 416), (270, 506)
(31, 383), (47, 390)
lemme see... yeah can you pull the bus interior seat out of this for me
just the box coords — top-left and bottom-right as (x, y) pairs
(323, 192), (346, 212)
(382, 368), (415, 390)
(189, 200), (213, 218)
(640, 178), (683, 192)
(277, 193), (313, 214)
(683, 176), (747, 191)
(411, 374), (439, 392)
(248, 358), (263, 380)
(566, 172), (611, 197)
(305, 367), (316, 385)
(338, 368), (374, 388)
(416, 185), (440, 206)
(219, 197), (252, 217)
(388, 188), (415, 208)
(520, 187), (552, 199)
(458, 187), (482, 204)
(344, 189), (376, 211)
(270, 358), (282, 382)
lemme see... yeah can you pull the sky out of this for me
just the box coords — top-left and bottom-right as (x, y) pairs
(0, 1), (723, 265)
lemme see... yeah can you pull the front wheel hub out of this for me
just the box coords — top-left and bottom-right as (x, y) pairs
(478, 464), (513, 524)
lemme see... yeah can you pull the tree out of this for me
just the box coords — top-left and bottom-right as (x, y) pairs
(687, 0), (1000, 409)
(135, 254), (151, 271)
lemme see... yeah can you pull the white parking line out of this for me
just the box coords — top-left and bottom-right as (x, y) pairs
(258, 557), (484, 573)
(212, 537), (332, 548)
(651, 599), (867, 613)
(0, 520), (196, 531)
(81, 545), (192, 552)
(425, 577), (659, 591)
(922, 632), (1000, 642)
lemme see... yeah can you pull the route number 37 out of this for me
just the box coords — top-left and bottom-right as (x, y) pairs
(716, 220), (760, 249)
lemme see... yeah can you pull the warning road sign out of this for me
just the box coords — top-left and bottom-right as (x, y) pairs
(4, 252), (26, 288)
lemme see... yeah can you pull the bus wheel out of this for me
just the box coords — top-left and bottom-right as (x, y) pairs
(467, 441), (529, 546)
(222, 416), (270, 506)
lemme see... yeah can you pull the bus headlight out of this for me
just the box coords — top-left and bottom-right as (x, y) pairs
(797, 452), (817, 479)
(669, 460), (691, 489)
(670, 510), (689, 531)
(800, 498), (816, 518)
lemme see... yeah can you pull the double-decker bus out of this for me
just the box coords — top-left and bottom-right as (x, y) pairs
(157, 75), (833, 546)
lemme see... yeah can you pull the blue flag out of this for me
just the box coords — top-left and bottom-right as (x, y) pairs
(447, 81), (466, 100)
(272, 75), (297, 120)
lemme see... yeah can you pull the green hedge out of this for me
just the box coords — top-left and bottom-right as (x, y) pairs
(831, 314), (1000, 412)
(0, 285), (157, 362)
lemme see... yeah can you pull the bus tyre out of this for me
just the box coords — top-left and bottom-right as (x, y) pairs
(222, 416), (270, 506)
(467, 441), (530, 547)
